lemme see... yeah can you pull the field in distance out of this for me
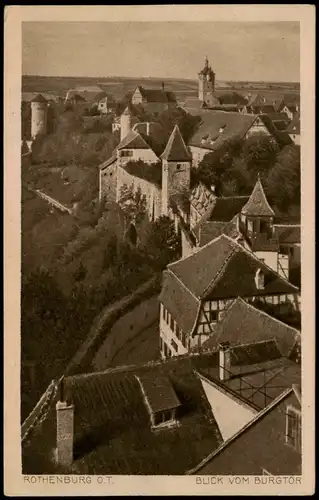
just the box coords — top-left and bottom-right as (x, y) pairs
(22, 74), (300, 102)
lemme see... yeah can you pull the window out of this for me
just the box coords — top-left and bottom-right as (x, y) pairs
(159, 337), (163, 351)
(120, 150), (133, 158)
(208, 310), (218, 322)
(170, 315), (175, 332)
(167, 312), (171, 326)
(163, 342), (168, 357)
(286, 406), (301, 452)
(171, 339), (178, 352)
(181, 330), (187, 348)
(175, 324), (181, 340)
(162, 305), (165, 320)
(176, 164), (181, 170)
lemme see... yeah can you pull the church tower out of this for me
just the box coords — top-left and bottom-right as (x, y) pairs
(198, 57), (216, 107)
(161, 125), (192, 217)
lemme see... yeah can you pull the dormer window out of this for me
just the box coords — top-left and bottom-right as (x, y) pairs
(219, 125), (226, 133)
(255, 268), (265, 290)
(136, 374), (181, 430)
(285, 405), (301, 452)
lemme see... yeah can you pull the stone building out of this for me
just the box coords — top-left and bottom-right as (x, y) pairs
(99, 107), (192, 223)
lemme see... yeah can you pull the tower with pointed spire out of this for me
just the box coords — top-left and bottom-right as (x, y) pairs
(198, 56), (216, 106)
(240, 175), (275, 238)
(161, 125), (192, 216)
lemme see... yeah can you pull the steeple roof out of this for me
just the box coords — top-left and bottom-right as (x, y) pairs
(241, 176), (275, 217)
(31, 93), (47, 104)
(160, 125), (192, 162)
(122, 106), (132, 116)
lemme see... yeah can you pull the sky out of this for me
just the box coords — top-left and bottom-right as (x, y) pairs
(22, 21), (300, 82)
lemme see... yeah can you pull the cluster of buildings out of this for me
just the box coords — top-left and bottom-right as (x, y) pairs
(21, 57), (302, 477)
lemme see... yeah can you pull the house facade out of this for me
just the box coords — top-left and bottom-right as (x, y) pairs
(159, 234), (300, 358)
(184, 177), (301, 284)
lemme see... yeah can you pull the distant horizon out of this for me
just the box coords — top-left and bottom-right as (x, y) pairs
(22, 22), (300, 83)
(22, 74), (300, 85)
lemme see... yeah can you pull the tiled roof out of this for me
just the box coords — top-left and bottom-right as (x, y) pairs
(183, 97), (206, 110)
(274, 224), (301, 244)
(99, 155), (117, 171)
(189, 111), (259, 152)
(161, 125), (192, 162)
(285, 113), (300, 135)
(117, 130), (151, 150)
(167, 234), (299, 301)
(241, 177), (275, 217)
(22, 352), (223, 475)
(188, 387), (301, 475)
(31, 93), (47, 103)
(136, 372), (181, 413)
(203, 297), (300, 357)
(159, 270), (200, 335)
(137, 86), (177, 103)
(205, 196), (249, 222)
(190, 182), (216, 217)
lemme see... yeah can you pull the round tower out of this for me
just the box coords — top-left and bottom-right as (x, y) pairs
(31, 94), (48, 139)
(120, 106), (132, 141)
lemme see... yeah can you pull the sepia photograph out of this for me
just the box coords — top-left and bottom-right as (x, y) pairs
(4, 5), (315, 496)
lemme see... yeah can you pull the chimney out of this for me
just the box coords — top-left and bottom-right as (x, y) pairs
(219, 342), (231, 381)
(55, 377), (74, 468)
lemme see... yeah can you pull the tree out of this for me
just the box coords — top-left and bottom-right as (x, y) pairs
(197, 139), (242, 194)
(266, 144), (300, 212)
(118, 184), (147, 227)
(139, 216), (181, 270)
(242, 134), (279, 174)
(218, 92), (247, 105)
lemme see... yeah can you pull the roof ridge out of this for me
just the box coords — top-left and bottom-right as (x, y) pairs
(200, 240), (240, 299)
(240, 297), (301, 335)
(236, 239), (300, 291)
(186, 387), (293, 475)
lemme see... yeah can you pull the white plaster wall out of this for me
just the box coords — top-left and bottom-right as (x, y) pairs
(289, 134), (300, 146)
(245, 119), (271, 138)
(254, 250), (278, 274)
(159, 312), (188, 357)
(189, 146), (211, 168)
(199, 375), (257, 441)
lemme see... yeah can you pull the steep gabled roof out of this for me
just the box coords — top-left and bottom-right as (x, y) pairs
(161, 125), (192, 162)
(117, 130), (151, 150)
(31, 93), (47, 103)
(135, 85), (177, 103)
(202, 297), (300, 357)
(167, 234), (299, 301)
(241, 177), (275, 217)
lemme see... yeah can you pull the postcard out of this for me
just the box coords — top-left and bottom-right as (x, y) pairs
(4, 4), (315, 496)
